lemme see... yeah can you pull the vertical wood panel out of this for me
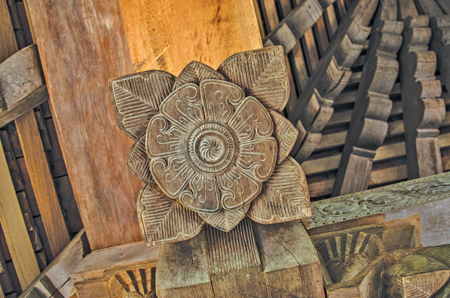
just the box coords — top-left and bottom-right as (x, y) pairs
(0, 139), (39, 289)
(15, 110), (70, 258)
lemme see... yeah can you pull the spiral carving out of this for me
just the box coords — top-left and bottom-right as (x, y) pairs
(199, 136), (224, 162)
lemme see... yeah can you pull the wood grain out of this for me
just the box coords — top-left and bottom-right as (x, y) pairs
(16, 110), (70, 258)
(24, 0), (143, 250)
(0, 138), (39, 289)
(119, 0), (263, 75)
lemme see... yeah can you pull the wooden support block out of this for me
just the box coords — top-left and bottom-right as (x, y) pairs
(15, 110), (70, 258)
(71, 240), (158, 298)
(0, 138), (39, 289)
(154, 219), (325, 298)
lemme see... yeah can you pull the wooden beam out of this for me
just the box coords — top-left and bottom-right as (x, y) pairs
(20, 230), (89, 298)
(24, 0), (144, 250)
(0, 138), (39, 289)
(0, 45), (48, 128)
(15, 110), (70, 258)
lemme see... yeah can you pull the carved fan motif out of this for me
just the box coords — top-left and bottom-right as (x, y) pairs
(317, 231), (384, 283)
(110, 46), (311, 244)
(106, 268), (156, 298)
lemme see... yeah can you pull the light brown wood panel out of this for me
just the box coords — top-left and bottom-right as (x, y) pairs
(120, 0), (263, 75)
(16, 110), (70, 258)
(314, 16), (330, 56)
(324, 4), (339, 38)
(0, 139), (39, 289)
(301, 29), (320, 74)
(0, 0), (17, 64)
(24, 0), (142, 250)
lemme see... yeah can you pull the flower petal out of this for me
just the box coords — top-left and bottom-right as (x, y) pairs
(150, 155), (195, 198)
(228, 97), (274, 142)
(173, 61), (225, 90)
(127, 134), (155, 186)
(146, 114), (185, 159)
(200, 80), (245, 123)
(247, 157), (311, 224)
(179, 173), (220, 213)
(110, 70), (175, 139)
(198, 204), (250, 232)
(217, 46), (289, 112)
(217, 167), (262, 210)
(137, 186), (204, 246)
(237, 137), (278, 182)
(160, 83), (205, 130)
(269, 110), (299, 165)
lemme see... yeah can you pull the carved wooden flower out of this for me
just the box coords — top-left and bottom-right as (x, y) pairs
(110, 46), (311, 246)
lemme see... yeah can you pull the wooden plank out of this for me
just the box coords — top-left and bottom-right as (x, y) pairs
(21, 230), (89, 298)
(0, 138), (39, 289)
(26, 0), (263, 251)
(313, 16), (330, 56)
(260, 0), (280, 32)
(414, 0), (444, 17)
(0, 0), (16, 65)
(435, 0), (450, 14)
(15, 110), (70, 258)
(301, 28), (320, 74)
(315, 130), (347, 150)
(120, 0), (263, 74)
(324, 4), (339, 38)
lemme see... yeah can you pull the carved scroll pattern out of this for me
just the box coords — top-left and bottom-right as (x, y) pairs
(332, 1), (404, 196)
(137, 186), (204, 246)
(106, 266), (157, 298)
(401, 15), (445, 179)
(307, 172), (450, 227)
(430, 15), (450, 95)
(288, 0), (379, 163)
(205, 218), (261, 274)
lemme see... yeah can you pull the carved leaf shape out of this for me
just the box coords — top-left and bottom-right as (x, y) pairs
(127, 134), (155, 186)
(173, 61), (225, 90)
(269, 110), (299, 165)
(217, 46), (289, 112)
(110, 70), (175, 139)
(403, 271), (450, 298)
(137, 186), (204, 246)
(247, 157), (311, 224)
(198, 204), (250, 232)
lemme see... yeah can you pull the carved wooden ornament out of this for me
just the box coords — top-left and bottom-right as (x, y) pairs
(109, 47), (311, 245)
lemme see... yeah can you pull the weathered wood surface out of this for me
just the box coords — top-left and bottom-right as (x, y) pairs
(0, 137), (40, 290)
(304, 171), (450, 247)
(332, 0), (404, 196)
(20, 230), (89, 298)
(16, 110), (70, 259)
(400, 15), (444, 179)
(0, 45), (48, 128)
(119, 0), (263, 75)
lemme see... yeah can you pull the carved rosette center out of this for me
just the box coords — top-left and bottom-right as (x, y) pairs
(187, 122), (237, 174)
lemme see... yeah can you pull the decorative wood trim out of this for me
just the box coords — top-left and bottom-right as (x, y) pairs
(401, 15), (444, 179)
(332, 0), (404, 196)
